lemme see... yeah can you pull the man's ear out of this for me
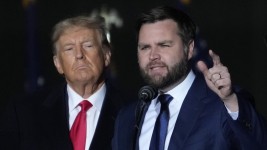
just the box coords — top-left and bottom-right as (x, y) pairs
(187, 40), (194, 60)
(104, 49), (111, 67)
(53, 55), (64, 74)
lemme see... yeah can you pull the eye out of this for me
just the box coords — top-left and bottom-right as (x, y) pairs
(159, 43), (170, 48)
(64, 46), (74, 51)
(83, 42), (93, 50)
(138, 45), (150, 51)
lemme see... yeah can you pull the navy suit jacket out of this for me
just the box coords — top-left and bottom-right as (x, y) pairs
(112, 75), (267, 150)
(0, 81), (128, 150)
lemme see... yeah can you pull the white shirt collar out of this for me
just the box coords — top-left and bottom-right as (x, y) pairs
(152, 70), (196, 105)
(68, 83), (106, 112)
(166, 70), (195, 101)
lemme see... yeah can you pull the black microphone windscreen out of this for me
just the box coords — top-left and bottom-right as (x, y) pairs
(138, 85), (158, 102)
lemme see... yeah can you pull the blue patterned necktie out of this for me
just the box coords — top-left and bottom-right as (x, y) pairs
(149, 94), (173, 150)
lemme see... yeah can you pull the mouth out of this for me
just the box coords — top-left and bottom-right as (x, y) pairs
(75, 64), (89, 71)
(148, 61), (165, 69)
(147, 63), (167, 75)
(149, 65), (164, 71)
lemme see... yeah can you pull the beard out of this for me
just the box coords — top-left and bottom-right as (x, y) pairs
(140, 55), (190, 90)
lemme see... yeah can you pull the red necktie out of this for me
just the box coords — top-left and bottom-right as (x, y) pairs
(70, 100), (92, 150)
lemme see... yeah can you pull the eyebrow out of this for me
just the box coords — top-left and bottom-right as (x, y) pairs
(138, 43), (150, 48)
(62, 39), (94, 46)
(138, 40), (173, 47)
(157, 40), (173, 45)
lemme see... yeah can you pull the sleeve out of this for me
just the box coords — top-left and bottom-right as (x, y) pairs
(226, 86), (267, 150)
(0, 99), (20, 150)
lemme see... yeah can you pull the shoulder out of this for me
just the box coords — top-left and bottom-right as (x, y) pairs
(6, 82), (67, 109)
(105, 80), (136, 107)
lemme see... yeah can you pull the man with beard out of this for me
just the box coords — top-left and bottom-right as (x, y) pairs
(112, 6), (267, 150)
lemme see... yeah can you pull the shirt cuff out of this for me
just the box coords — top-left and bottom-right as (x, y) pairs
(225, 105), (239, 120)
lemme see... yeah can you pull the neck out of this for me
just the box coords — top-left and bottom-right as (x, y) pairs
(69, 80), (105, 99)
(159, 71), (190, 93)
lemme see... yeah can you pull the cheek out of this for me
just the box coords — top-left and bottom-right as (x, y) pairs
(138, 54), (147, 68)
(90, 53), (106, 70)
(60, 56), (75, 71)
(61, 55), (73, 63)
(166, 52), (183, 66)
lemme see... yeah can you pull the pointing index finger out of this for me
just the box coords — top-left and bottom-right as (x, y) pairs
(209, 50), (222, 66)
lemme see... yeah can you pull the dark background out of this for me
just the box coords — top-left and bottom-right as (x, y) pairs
(1, 0), (267, 119)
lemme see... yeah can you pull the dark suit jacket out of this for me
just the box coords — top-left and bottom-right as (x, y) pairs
(0, 80), (128, 150)
(112, 75), (267, 150)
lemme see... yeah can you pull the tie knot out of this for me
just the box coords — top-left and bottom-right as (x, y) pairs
(158, 94), (173, 107)
(79, 100), (92, 112)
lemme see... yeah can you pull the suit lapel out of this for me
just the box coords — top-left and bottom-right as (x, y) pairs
(39, 83), (73, 150)
(168, 76), (208, 150)
(89, 83), (122, 150)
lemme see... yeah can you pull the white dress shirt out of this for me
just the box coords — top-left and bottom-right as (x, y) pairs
(139, 70), (195, 150)
(68, 83), (106, 150)
(139, 70), (238, 150)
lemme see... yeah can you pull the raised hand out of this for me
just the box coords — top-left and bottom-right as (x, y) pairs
(197, 50), (238, 112)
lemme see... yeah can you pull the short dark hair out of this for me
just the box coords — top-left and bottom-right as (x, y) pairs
(135, 6), (196, 49)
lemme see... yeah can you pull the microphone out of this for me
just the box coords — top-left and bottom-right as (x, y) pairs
(133, 85), (158, 150)
(138, 85), (158, 102)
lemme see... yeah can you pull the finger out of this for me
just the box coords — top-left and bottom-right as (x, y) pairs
(220, 72), (230, 80)
(197, 60), (208, 76)
(212, 74), (221, 80)
(214, 79), (224, 90)
(214, 77), (231, 91)
(209, 50), (222, 66)
(210, 73), (220, 84)
(209, 65), (227, 75)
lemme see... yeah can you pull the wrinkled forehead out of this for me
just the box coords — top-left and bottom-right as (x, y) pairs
(54, 26), (101, 51)
(60, 27), (98, 42)
(60, 26), (100, 38)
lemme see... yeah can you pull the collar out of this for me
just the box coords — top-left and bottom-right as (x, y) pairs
(152, 70), (196, 105)
(68, 83), (106, 112)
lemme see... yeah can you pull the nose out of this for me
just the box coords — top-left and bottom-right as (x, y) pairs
(149, 47), (160, 60)
(75, 45), (84, 59)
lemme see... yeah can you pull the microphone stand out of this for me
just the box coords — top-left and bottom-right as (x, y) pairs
(132, 85), (158, 150)
(133, 99), (150, 150)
